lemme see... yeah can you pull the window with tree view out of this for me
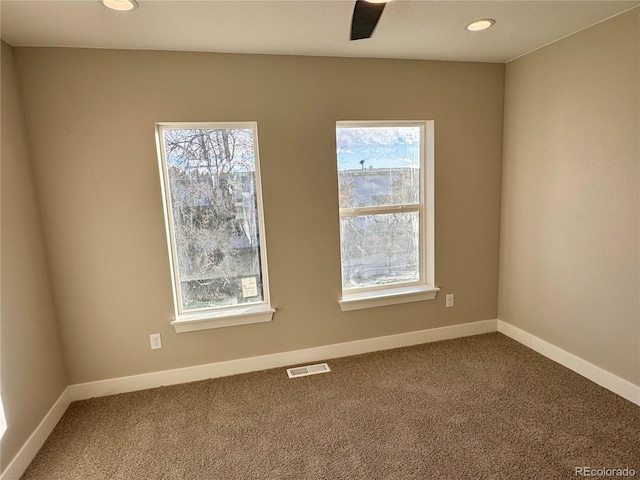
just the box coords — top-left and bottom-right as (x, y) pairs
(336, 122), (435, 304)
(157, 123), (270, 320)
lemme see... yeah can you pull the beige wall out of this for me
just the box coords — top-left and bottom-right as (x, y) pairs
(500, 9), (640, 384)
(13, 48), (504, 384)
(0, 42), (68, 471)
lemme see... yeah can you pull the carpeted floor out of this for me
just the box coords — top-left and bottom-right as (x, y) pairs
(22, 333), (640, 479)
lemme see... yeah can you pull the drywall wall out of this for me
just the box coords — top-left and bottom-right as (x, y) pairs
(0, 41), (68, 472)
(500, 9), (640, 385)
(13, 48), (504, 384)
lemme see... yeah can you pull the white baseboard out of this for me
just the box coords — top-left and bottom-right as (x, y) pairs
(0, 387), (72, 480)
(70, 319), (498, 401)
(497, 320), (640, 406)
(1, 319), (496, 480)
(5, 318), (637, 480)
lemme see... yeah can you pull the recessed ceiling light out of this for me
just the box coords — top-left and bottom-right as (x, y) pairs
(466, 19), (495, 32)
(101, 0), (139, 11)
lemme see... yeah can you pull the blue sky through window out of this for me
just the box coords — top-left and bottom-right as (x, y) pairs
(336, 126), (420, 171)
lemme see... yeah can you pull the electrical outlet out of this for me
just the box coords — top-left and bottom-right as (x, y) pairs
(150, 333), (162, 350)
(445, 294), (455, 308)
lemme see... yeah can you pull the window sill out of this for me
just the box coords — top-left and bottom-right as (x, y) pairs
(339, 285), (440, 312)
(171, 304), (275, 333)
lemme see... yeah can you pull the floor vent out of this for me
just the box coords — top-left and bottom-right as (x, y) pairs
(286, 363), (331, 378)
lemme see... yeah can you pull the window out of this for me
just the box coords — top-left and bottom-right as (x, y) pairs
(156, 123), (274, 332)
(336, 121), (438, 311)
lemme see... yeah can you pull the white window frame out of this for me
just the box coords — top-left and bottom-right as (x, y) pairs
(336, 120), (438, 311)
(156, 122), (274, 332)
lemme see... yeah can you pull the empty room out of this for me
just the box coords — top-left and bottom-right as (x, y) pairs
(1, 1), (638, 478)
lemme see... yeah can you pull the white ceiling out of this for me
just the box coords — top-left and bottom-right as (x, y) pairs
(1, 0), (638, 63)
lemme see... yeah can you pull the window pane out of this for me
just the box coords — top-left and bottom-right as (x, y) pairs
(337, 126), (420, 209)
(162, 128), (264, 311)
(340, 212), (420, 289)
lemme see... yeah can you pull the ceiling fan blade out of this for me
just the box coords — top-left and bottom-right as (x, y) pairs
(350, 0), (387, 41)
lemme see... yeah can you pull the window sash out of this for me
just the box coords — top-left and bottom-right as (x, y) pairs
(339, 204), (421, 217)
(340, 210), (425, 293)
(156, 122), (272, 318)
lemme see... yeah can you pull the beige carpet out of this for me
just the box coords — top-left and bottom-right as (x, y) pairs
(22, 333), (640, 479)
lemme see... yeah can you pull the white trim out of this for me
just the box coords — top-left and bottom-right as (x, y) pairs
(3, 320), (494, 478)
(339, 204), (421, 217)
(70, 319), (497, 401)
(339, 284), (440, 311)
(0, 387), (72, 480)
(171, 305), (275, 333)
(424, 122), (435, 286)
(497, 320), (640, 406)
(8, 319), (638, 480)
